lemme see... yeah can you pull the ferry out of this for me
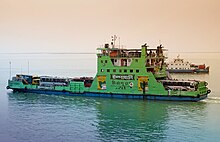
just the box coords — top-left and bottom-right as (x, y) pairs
(166, 55), (209, 73)
(6, 38), (211, 101)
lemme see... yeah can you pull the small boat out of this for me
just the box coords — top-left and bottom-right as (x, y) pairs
(166, 55), (209, 73)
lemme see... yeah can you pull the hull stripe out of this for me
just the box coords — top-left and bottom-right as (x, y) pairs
(12, 88), (207, 102)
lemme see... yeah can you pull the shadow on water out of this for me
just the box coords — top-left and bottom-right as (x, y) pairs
(7, 92), (208, 142)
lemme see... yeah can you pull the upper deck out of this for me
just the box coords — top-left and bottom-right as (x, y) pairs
(96, 40), (168, 79)
(97, 44), (167, 59)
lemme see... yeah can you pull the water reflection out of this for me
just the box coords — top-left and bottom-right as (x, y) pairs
(7, 92), (208, 142)
(95, 100), (169, 141)
(7, 92), (100, 142)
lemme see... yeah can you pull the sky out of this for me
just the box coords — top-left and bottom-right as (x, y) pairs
(0, 0), (219, 53)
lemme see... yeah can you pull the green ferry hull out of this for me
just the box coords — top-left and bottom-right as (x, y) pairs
(10, 88), (208, 102)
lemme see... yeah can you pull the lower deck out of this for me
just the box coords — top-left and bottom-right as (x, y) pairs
(166, 69), (209, 73)
(12, 88), (208, 102)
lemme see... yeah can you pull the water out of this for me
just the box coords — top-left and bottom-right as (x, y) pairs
(1, 53), (220, 142)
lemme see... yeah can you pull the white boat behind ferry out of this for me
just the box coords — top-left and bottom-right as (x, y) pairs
(166, 55), (209, 73)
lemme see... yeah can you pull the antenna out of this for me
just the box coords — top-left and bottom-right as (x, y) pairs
(21, 65), (22, 74)
(119, 37), (120, 49)
(113, 35), (117, 48)
(159, 40), (162, 46)
(9, 61), (11, 79)
(111, 35), (117, 48)
(28, 61), (29, 74)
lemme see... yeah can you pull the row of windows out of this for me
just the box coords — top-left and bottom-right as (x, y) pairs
(101, 60), (108, 63)
(100, 59), (139, 63)
(169, 64), (189, 66)
(101, 69), (140, 73)
(169, 68), (190, 69)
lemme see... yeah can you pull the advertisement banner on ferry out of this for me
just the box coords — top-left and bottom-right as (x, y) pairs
(138, 76), (148, 91)
(111, 74), (134, 80)
(97, 76), (106, 90)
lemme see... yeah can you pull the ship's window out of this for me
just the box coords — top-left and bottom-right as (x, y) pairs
(115, 59), (117, 62)
(171, 64), (173, 65)
(113, 69), (116, 72)
(136, 69), (139, 73)
(130, 69), (133, 73)
(107, 69), (110, 72)
(119, 69), (122, 72)
(105, 60), (108, 63)
(124, 69), (127, 73)
(101, 69), (104, 72)
(101, 60), (103, 63)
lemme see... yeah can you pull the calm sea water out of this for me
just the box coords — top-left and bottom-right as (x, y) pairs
(0, 53), (220, 142)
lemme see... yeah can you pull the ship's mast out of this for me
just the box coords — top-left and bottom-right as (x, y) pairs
(118, 37), (120, 49)
(9, 61), (11, 79)
(111, 35), (117, 48)
(28, 61), (29, 74)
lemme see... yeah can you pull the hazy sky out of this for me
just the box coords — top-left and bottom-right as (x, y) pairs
(0, 0), (219, 53)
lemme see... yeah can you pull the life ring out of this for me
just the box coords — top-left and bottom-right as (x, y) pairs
(207, 89), (211, 94)
(129, 82), (134, 88)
